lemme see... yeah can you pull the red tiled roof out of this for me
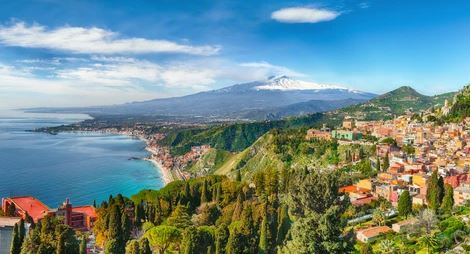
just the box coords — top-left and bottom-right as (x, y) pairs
(339, 185), (369, 194)
(72, 206), (97, 218)
(9, 196), (50, 222)
(357, 226), (392, 238)
(352, 196), (377, 206)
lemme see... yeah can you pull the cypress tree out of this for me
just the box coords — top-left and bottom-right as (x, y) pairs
(10, 223), (20, 254)
(7, 203), (16, 217)
(93, 200), (96, 208)
(398, 190), (412, 218)
(441, 184), (454, 214)
(201, 180), (209, 204)
(437, 176), (445, 204)
(134, 202), (143, 228)
(108, 204), (124, 253)
(125, 240), (140, 254)
(276, 205), (290, 245)
(56, 233), (65, 254)
(384, 152), (390, 170)
(139, 238), (152, 254)
(232, 191), (244, 221)
(258, 216), (269, 254)
(376, 157), (381, 171)
(121, 212), (131, 243)
(215, 223), (229, 254)
(18, 219), (25, 246)
(79, 236), (87, 254)
(426, 170), (441, 211)
(236, 170), (242, 182)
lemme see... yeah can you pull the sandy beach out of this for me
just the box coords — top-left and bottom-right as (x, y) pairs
(145, 147), (174, 185)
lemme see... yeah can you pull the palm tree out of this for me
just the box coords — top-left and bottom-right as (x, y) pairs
(373, 209), (386, 226)
(379, 239), (397, 254)
(452, 229), (466, 244)
(419, 235), (439, 254)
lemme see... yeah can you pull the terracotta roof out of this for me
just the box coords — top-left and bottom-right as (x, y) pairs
(8, 196), (50, 222)
(339, 185), (369, 194)
(72, 206), (97, 218)
(357, 226), (392, 238)
(352, 196), (377, 206)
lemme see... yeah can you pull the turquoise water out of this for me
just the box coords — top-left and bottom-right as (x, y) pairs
(0, 111), (163, 208)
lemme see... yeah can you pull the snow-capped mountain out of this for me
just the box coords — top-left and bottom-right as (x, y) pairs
(254, 76), (348, 91)
(32, 76), (376, 120)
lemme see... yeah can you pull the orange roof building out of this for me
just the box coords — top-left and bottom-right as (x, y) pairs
(356, 226), (392, 243)
(2, 196), (97, 231)
(2, 196), (50, 222)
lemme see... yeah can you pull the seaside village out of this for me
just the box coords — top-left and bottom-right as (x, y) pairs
(306, 113), (470, 243)
(1, 108), (470, 252)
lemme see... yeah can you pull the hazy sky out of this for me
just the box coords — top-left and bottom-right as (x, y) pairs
(0, 0), (469, 109)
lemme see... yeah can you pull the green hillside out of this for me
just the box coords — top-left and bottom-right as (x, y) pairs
(447, 85), (470, 121)
(337, 86), (455, 120)
(159, 86), (455, 157)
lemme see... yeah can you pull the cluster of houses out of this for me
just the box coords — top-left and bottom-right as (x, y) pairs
(1, 196), (98, 252)
(308, 114), (470, 243)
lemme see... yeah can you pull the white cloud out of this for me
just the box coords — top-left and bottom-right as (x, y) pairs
(0, 57), (311, 108)
(0, 22), (220, 55)
(271, 7), (340, 23)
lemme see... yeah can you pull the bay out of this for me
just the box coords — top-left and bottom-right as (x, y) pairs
(0, 110), (163, 208)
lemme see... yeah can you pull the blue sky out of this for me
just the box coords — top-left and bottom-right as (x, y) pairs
(0, 0), (469, 108)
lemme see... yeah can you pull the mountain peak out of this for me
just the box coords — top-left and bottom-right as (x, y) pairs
(254, 76), (348, 91)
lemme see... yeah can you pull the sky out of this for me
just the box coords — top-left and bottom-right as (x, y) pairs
(0, 0), (469, 109)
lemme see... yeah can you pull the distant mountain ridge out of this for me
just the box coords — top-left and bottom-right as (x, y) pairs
(27, 76), (376, 120)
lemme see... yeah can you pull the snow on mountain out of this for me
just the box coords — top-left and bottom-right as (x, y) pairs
(254, 76), (351, 91)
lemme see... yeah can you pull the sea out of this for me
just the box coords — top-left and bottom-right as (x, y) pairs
(0, 110), (164, 208)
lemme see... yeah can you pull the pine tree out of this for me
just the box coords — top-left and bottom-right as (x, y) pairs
(441, 184), (454, 214)
(10, 223), (20, 254)
(79, 236), (87, 254)
(258, 216), (268, 254)
(139, 238), (152, 254)
(398, 190), (412, 218)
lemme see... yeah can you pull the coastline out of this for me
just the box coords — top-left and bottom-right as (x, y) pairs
(144, 147), (174, 185)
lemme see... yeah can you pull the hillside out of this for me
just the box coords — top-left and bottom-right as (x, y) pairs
(447, 85), (470, 121)
(160, 86), (454, 156)
(335, 86), (455, 120)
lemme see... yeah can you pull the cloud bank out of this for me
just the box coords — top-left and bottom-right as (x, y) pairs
(271, 7), (340, 23)
(0, 22), (220, 55)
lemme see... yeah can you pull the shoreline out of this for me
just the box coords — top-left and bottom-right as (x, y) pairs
(34, 126), (180, 186)
(144, 147), (174, 185)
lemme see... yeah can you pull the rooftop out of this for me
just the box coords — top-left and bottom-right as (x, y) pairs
(72, 206), (97, 218)
(7, 196), (50, 222)
(357, 226), (392, 238)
